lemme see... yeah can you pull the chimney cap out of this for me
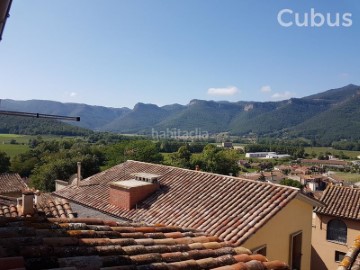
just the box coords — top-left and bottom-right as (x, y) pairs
(23, 189), (35, 195)
(111, 179), (154, 190)
(131, 172), (161, 180)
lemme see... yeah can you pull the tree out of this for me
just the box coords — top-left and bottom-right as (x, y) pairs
(213, 149), (240, 176)
(126, 141), (163, 164)
(105, 140), (163, 168)
(10, 152), (39, 177)
(0, 151), (10, 173)
(193, 145), (240, 176)
(201, 144), (218, 172)
(280, 179), (303, 189)
(29, 149), (104, 192)
(10, 139), (106, 191)
(169, 145), (192, 168)
(30, 159), (75, 191)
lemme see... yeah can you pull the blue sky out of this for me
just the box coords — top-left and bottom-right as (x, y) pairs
(0, 0), (359, 108)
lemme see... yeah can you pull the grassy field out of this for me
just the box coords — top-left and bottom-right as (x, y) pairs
(332, 172), (360, 184)
(0, 134), (30, 144)
(0, 134), (30, 157)
(0, 143), (29, 157)
(305, 147), (360, 159)
(0, 134), (84, 158)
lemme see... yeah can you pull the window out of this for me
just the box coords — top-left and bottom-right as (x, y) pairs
(335, 251), (346, 262)
(327, 219), (347, 244)
(252, 245), (267, 256)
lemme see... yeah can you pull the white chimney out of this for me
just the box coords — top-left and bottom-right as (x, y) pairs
(22, 190), (34, 216)
(77, 162), (82, 187)
(34, 190), (41, 206)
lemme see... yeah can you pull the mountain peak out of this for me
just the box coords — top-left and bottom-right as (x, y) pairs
(2, 84), (360, 144)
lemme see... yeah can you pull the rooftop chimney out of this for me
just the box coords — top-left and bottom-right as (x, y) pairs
(77, 162), (82, 187)
(22, 190), (34, 216)
(34, 190), (41, 206)
(109, 173), (160, 210)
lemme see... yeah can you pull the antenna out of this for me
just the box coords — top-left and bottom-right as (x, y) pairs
(0, 109), (80, 121)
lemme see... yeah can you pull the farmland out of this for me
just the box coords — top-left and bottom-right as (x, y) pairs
(304, 146), (360, 160)
(0, 134), (84, 158)
(0, 134), (30, 157)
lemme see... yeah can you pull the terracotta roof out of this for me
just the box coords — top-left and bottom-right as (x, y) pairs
(300, 159), (348, 166)
(0, 193), (75, 218)
(0, 173), (28, 195)
(54, 160), (312, 245)
(36, 193), (76, 218)
(0, 216), (290, 270)
(314, 185), (360, 220)
(337, 235), (360, 270)
(241, 171), (286, 182)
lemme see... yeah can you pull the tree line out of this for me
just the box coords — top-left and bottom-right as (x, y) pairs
(0, 137), (242, 192)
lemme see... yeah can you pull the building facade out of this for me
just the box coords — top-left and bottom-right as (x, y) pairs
(311, 185), (360, 270)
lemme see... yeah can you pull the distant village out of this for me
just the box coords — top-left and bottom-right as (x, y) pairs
(240, 151), (357, 196)
(1, 146), (359, 269)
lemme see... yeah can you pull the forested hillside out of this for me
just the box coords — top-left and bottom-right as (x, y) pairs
(0, 115), (92, 136)
(2, 84), (360, 144)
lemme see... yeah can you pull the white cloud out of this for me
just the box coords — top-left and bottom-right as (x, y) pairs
(69, 92), (77, 97)
(339, 72), (350, 79)
(207, 86), (239, 96)
(271, 91), (294, 100)
(260, 85), (272, 93)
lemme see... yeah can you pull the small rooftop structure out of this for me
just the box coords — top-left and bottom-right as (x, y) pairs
(0, 190), (75, 218)
(112, 179), (154, 188)
(109, 172), (161, 210)
(132, 172), (161, 183)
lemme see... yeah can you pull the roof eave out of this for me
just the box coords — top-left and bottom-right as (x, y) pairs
(0, 0), (13, 41)
(296, 192), (326, 208)
(313, 212), (360, 222)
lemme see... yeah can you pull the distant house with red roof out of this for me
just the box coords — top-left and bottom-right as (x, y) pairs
(54, 160), (323, 269)
(300, 159), (349, 169)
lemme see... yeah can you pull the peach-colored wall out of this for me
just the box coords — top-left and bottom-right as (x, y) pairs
(109, 184), (158, 210)
(243, 198), (313, 270)
(311, 214), (360, 270)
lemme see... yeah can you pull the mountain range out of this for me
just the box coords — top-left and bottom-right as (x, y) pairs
(1, 84), (360, 144)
